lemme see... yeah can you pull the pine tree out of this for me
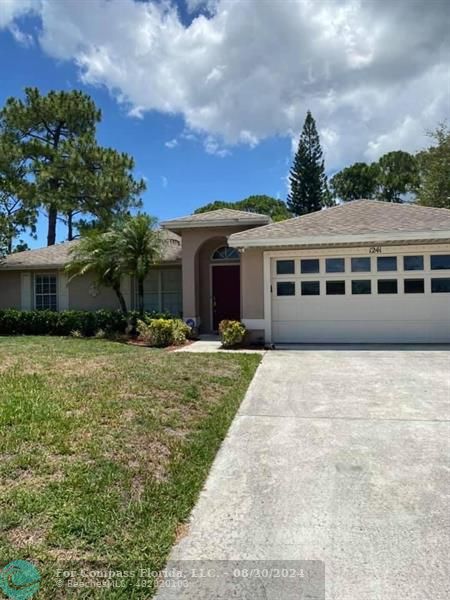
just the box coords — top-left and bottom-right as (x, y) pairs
(1, 88), (145, 245)
(287, 111), (331, 215)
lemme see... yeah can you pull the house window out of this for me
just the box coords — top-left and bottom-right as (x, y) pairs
(140, 269), (182, 315)
(35, 274), (57, 310)
(301, 259), (320, 274)
(378, 279), (398, 294)
(351, 257), (371, 272)
(404, 256), (424, 271)
(212, 246), (240, 261)
(431, 278), (450, 293)
(352, 280), (371, 295)
(431, 255), (450, 270)
(301, 281), (320, 296)
(404, 279), (424, 294)
(277, 282), (295, 296)
(326, 280), (345, 295)
(326, 258), (345, 273)
(377, 256), (397, 272)
(276, 260), (295, 275)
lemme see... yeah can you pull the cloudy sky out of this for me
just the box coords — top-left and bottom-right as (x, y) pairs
(0, 0), (448, 245)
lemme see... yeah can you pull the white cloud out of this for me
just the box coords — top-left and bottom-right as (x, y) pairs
(165, 138), (178, 149)
(203, 135), (230, 157)
(1, 0), (449, 169)
(8, 22), (34, 46)
(161, 175), (168, 188)
(0, 0), (40, 27)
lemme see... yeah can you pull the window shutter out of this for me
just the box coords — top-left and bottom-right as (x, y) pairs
(58, 272), (69, 310)
(20, 272), (32, 310)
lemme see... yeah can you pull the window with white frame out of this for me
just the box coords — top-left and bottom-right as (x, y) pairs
(139, 269), (182, 315)
(211, 246), (240, 261)
(35, 274), (57, 310)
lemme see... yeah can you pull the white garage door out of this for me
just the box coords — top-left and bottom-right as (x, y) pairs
(271, 248), (450, 343)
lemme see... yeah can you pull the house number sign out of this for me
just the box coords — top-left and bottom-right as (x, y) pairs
(369, 246), (382, 254)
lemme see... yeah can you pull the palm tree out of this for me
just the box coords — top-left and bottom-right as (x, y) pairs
(120, 214), (164, 315)
(65, 230), (128, 313)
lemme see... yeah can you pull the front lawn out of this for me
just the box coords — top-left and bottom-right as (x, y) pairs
(0, 337), (260, 598)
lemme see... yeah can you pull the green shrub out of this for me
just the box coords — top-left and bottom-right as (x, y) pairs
(0, 309), (119, 336)
(136, 318), (191, 347)
(0, 309), (183, 337)
(218, 320), (246, 348)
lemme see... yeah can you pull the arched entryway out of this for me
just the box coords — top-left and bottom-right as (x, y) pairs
(210, 245), (240, 330)
(196, 236), (241, 332)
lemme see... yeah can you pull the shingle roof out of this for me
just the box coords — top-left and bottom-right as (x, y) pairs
(161, 208), (270, 230)
(0, 231), (182, 269)
(228, 200), (450, 247)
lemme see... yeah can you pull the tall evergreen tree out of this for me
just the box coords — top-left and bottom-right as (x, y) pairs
(0, 136), (37, 254)
(1, 88), (144, 245)
(287, 111), (331, 215)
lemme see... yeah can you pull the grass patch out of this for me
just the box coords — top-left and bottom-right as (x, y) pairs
(0, 337), (260, 598)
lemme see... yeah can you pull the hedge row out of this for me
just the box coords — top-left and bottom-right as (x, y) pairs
(0, 309), (173, 337)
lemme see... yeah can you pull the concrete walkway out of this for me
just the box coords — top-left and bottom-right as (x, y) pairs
(175, 336), (266, 354)
(158, 347), (450, 600)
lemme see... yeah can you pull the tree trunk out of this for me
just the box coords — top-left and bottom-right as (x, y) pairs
(138, 278), (144, 316)
(47, 123), (63, 247)
(7, 237), (12, 254)
(47, 204), (57, 246)
(67, 211), (73, 241)
(113, 284), (128, 314)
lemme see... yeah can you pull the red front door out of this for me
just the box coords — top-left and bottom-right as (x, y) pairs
(212, 265), (240, 330)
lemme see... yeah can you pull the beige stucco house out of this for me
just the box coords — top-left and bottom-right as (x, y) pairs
(1, 200), (450, 343)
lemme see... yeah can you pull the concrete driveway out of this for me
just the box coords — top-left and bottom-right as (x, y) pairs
(158, 347), (450, 600)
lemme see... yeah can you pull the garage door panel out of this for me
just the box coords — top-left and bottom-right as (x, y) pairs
(272, 296), (449, 322)
(273, 320), (450, 344)
(271, 252), (450, 343)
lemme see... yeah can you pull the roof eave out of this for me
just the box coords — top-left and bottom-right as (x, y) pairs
(0, 257), (182, 271)
(228, 229), (450, 248)
(161, 217), (270, 231)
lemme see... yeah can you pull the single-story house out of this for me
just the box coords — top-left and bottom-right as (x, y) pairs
(1, 200), (450, 343)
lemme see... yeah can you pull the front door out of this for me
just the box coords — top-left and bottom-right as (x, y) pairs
(212, 265), (240, 330)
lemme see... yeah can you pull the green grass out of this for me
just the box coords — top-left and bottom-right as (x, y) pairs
(0, 337), (260, 598)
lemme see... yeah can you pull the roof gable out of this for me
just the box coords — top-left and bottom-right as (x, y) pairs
(229, 200), (450, 247)
(161, 208), (270, 230)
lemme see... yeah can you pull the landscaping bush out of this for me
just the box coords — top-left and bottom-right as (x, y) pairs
(0, 310), (116, 336)
(218, 320), (246, 348)
(137, 318), (190, 347)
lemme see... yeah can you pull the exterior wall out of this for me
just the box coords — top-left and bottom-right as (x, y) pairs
(68, 272), (123, 311)
(0, 271), (21, 309)
(241, 247), (264, 320)
(180, 225), (252, 329)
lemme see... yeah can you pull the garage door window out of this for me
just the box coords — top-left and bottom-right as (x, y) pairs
(276, 260), (295, 275)
(277, 282), (295, 296)
(431, 278), (450, 293)
(326, 280), (345, 295)
(352, 280), (371, 295)
(326, 258), (345, 273)
(378, 279), (398, 294)
(301, 281), (320, 296)
(404, 279), (424, 294)
(301, 259), (320, 274)
(351, 257), (371, 272)
(377, 256), (397, 271)
(431, 255), (450, 270)
(404, 256), (424, 271)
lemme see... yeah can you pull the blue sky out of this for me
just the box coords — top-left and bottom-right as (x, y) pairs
(1, 0), (448, 247)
